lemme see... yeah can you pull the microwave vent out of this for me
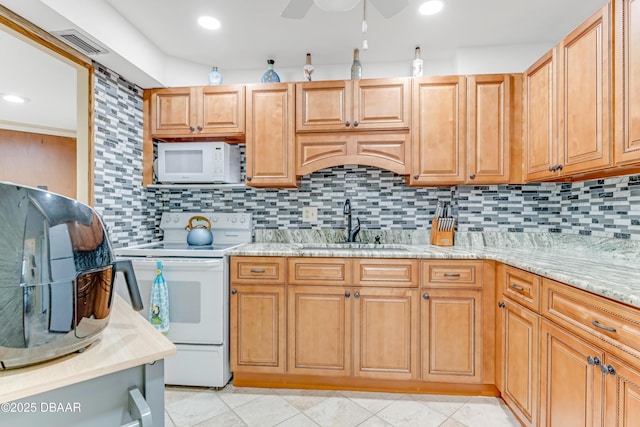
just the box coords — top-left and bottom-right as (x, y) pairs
(51, 29), (110, 56)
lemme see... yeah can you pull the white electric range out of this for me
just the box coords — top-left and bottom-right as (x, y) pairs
(115, 211), (252, 387)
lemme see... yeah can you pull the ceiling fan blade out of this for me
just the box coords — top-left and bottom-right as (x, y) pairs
(281, 0), (314, 18)
(369, 0), (409, 18)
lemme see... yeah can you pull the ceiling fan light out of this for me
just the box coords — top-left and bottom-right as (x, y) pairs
(419, 0), (444, 16)
(313, 0), (360, 12)
(198, 15), (221, 30)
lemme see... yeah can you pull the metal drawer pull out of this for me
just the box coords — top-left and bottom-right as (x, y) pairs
(423, 293), (430, 300)
(600, 364), (617, 376)
(443, 273), (461, 278)
(250, 269), (266, 273)
(510, 283), (525, 291)
(592, 320), (616, 333)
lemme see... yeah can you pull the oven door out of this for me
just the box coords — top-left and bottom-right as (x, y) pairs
(115, 257), (227, 345)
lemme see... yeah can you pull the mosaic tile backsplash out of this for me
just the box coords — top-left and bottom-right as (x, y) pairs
(91, 64), (640, 244)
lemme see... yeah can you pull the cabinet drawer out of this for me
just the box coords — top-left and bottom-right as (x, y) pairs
(422, 261), (483, 288)
(542, 279), (640, 360)
(230, 257), (285, 284)
(288, 258), (351, 286)
(503, 265), (540, 312)
(353, 259), (419, 287)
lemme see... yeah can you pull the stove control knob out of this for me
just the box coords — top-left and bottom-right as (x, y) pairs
(231, 216), (238, 223)
(173, 216), (180, 223)
(211, 217), (219, 223)
(239, 216), (246, 223)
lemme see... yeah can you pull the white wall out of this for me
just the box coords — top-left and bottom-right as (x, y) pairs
(160, 43), (550, 88)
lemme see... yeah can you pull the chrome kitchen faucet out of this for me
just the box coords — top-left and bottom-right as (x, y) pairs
(343, 199), (361, 243)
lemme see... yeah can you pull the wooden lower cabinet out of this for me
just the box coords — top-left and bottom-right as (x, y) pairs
(353, 288), (419, 380)
(539, 319), (605, 426)
(287, 286), (418, 380)
(287, 286), (351, 376)
(421, 289), (483, 383)
(230, 284), (285, 373)
(604, 354), (640, 426)
(501, 298), (540, 427)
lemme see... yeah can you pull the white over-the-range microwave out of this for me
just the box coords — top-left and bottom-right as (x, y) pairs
(156, 141), (241, 184)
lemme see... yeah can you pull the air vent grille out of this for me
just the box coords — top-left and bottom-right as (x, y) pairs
(51, 29), (109, 56)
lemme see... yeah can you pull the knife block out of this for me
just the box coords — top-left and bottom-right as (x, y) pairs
(430, 217), (455, 246)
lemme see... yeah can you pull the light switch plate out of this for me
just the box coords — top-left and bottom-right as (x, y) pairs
(302, 206), (318, 222)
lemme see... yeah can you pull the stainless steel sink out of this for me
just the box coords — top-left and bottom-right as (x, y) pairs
(299, 243), (409, 252)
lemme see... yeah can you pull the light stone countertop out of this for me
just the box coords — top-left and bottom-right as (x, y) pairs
(230, 236), (640, 310)
(0, 294), (177, 403)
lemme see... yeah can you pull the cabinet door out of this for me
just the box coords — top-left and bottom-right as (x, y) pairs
(230, 284), (285, 373)
(421, 289), (482, 383)
(296, 80), (352, 132)
(604, 354), (640, 426)
(557, 4), (612, 175)
(288, 286), (352, 376)
(354, 78), (410, 130)
(411, 76), (466, 185)
(198, 85), (245, 135)
(245, 83), (297, 187)
(467, 74), (511, 184)
(539, 320), (605, 427)
(150, 87), (196, 136)
(524, 50), (558, 181)
(501, 299), (540, 427)
(353, 288), (418, 380)
(615, 0), (640, 165)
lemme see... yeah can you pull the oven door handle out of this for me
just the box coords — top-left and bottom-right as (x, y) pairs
(118, 257), (225, 270)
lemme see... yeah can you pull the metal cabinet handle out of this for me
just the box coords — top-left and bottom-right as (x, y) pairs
(511, 283), (525, 291)
(345, 291), (351, 298)
(231, 289), (237, 295)
(557, 164), (564, 171)
(189, 126), (195, 132)
(600, 364), (617, 376)
(120, 386), (152, 427)
(587, 356), (601, 366)
(353, 120), (359, 127)
(444, 273), (461, 278)
(246, 176), (252, 181)
(354, 292), (360, 298)
(345, 121), (351, 127)
(548, 166), (554, 172)
(498, 301), (505, 308)
(469, 174), (476, 180)
(423, 293), (430, 300)
(250, 269), (266, 273)
(413, 174), (420, 180)
(592, 320), (617, 333)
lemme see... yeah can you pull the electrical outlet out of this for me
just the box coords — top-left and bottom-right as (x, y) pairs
(302, 206), (318, 222)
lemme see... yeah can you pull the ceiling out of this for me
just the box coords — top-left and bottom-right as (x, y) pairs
(0, 0), (609, 134)
(100, 0), (607, 69)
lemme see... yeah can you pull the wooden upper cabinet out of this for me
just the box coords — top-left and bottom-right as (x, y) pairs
(524, 49), (558, 181)
(410, 76), (466, 186)
(466, 74), (511, 184)
(245, 83), (298, 188)
(557, 3), (612, 175)
(615, 0), (640, 165)
(150, 85), (245, 138)
(296, 78), (410, 132)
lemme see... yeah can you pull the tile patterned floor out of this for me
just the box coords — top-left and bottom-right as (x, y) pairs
(164, 383), (522, 427)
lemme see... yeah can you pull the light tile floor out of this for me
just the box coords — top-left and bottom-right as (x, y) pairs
(164, 382), (522, 427)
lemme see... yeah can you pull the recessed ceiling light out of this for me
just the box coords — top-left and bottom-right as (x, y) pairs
(419, 0), (444, 16)
(198, 15), (221, 30)
(2, 94), (29, 103)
